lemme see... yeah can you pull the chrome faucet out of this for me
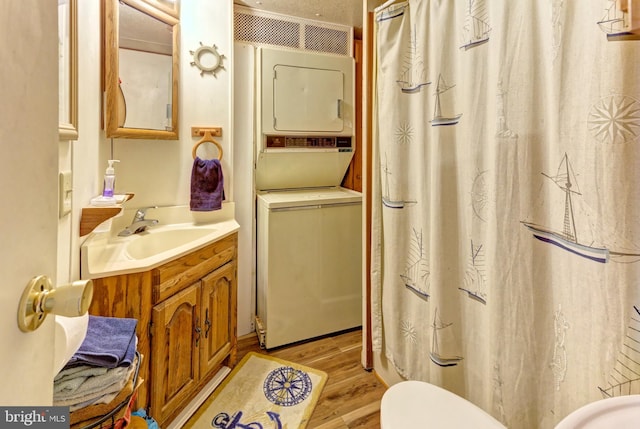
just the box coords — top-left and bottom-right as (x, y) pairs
(118, 206), (159, 236)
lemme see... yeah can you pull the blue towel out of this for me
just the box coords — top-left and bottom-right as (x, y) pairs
(66, 316), (137, 369)
(190, 157), (225, 211)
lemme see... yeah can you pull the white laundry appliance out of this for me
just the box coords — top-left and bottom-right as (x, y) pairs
(254, 47), (362, 349)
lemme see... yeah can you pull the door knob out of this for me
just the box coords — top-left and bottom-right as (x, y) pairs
(17, 275), (93, 332)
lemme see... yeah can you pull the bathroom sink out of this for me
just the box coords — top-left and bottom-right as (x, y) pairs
(80, 203), (240, 278)
(125, 226), (217, 259)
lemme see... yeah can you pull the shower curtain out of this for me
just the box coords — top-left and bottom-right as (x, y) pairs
(371, 0), (640, 427)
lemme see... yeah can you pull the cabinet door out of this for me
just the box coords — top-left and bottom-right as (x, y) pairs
(200, 261), (237, 378)
(151, 283), (201, 425)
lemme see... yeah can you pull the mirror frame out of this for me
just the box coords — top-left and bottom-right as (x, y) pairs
(103, 0), (180, 139)
(59, 0), (78, 141)
(140, 0), (180, 19)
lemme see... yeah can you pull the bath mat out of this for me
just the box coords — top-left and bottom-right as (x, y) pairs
(183, 352), (328, 429)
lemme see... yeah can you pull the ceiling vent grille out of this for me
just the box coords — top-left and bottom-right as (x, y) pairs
(234, 5), (353, 56)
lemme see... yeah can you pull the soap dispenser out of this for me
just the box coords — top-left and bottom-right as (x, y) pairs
(102, 159), (119, 198)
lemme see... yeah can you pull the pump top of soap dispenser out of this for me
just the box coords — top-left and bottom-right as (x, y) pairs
(106, 159), (120, 174)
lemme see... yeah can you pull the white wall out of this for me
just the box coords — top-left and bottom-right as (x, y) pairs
(58, 1), (255, 337)
(233, 43), (257, 338)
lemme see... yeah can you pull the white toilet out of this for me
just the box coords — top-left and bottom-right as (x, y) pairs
(554, 394), (640, 429)
(381, 381), (640, 428)
(380, 380), (506, 428)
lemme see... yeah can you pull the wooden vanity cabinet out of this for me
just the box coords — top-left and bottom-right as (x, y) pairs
(150, 258), (237, 426)
(88, 233), (238, 427)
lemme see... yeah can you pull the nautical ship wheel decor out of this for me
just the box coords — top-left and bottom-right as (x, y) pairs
(263, 366), (312, 406)
(190, 42), (226, 77)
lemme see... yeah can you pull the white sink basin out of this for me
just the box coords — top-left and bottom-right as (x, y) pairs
(126, 227), (217, 259)
(80, 203), (240, 279)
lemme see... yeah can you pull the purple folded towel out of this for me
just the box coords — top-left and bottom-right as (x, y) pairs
(66, 316), (138, 369)
(190, 157), (225, 211)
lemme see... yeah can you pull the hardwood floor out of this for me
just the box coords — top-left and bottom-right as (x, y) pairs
(236, 328), (387, 428)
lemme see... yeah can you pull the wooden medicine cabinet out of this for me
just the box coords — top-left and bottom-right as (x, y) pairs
(102, 0), (180, 139)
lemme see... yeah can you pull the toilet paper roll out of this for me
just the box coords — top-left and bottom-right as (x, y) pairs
(54, 313), (89, 374)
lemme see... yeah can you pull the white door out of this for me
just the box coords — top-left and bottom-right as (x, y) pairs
(258, 47), (355, 137)
(0, 0), (59, 405)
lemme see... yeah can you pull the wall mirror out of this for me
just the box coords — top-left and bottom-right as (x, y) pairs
(103, 0), (179, 139)
(59, 0), (78, 140)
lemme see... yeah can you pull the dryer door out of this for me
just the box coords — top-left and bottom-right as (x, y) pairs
(273, 64), (344, 132)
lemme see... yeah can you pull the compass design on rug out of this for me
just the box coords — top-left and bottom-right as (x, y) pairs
(263, 366), (312, 406)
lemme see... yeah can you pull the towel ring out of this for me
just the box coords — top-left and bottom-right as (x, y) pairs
(192, 130), (223, 160)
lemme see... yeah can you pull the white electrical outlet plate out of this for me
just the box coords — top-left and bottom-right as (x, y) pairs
(59, 171), (72, 217)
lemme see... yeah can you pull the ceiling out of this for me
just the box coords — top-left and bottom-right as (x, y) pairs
(233, 0), (364, 38)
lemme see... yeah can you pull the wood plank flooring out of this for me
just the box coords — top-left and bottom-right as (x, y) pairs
(236, 328), (387, 428)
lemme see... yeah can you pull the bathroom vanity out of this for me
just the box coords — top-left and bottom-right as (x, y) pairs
(88, 233), (237, 426)
(82, 206), (239, 427)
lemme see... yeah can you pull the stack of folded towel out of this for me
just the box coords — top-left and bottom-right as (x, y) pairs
(54, 315), (140, 429)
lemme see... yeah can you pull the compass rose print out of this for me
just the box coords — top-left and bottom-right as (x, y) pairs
(263, 366), (313, 406)
(588, 94), (640, 144)
(395, 121), (414, 145)
(401, 319), (418, 345)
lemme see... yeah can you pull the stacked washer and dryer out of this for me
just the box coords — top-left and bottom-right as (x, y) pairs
(251, 47), (362, 349)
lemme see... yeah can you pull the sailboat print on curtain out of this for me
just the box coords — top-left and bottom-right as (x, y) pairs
(460, 0), (491, 50)
(597, 0), (628, 37)
(401, 228), (430, 300)
(459, 240), (487, 304)
(382, 154), (416, 209)
(375, 2), (407, 22)
(430, 74), (462, 126)
(521, 153), (610, 263)
(430, 308), (463, 367)
(598, 305), (640, 397)
(396, 26), (430, 93)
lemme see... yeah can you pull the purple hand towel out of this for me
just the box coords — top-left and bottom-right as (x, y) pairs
(190, 157), (225, 211)
(66, 316), (138, 369)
